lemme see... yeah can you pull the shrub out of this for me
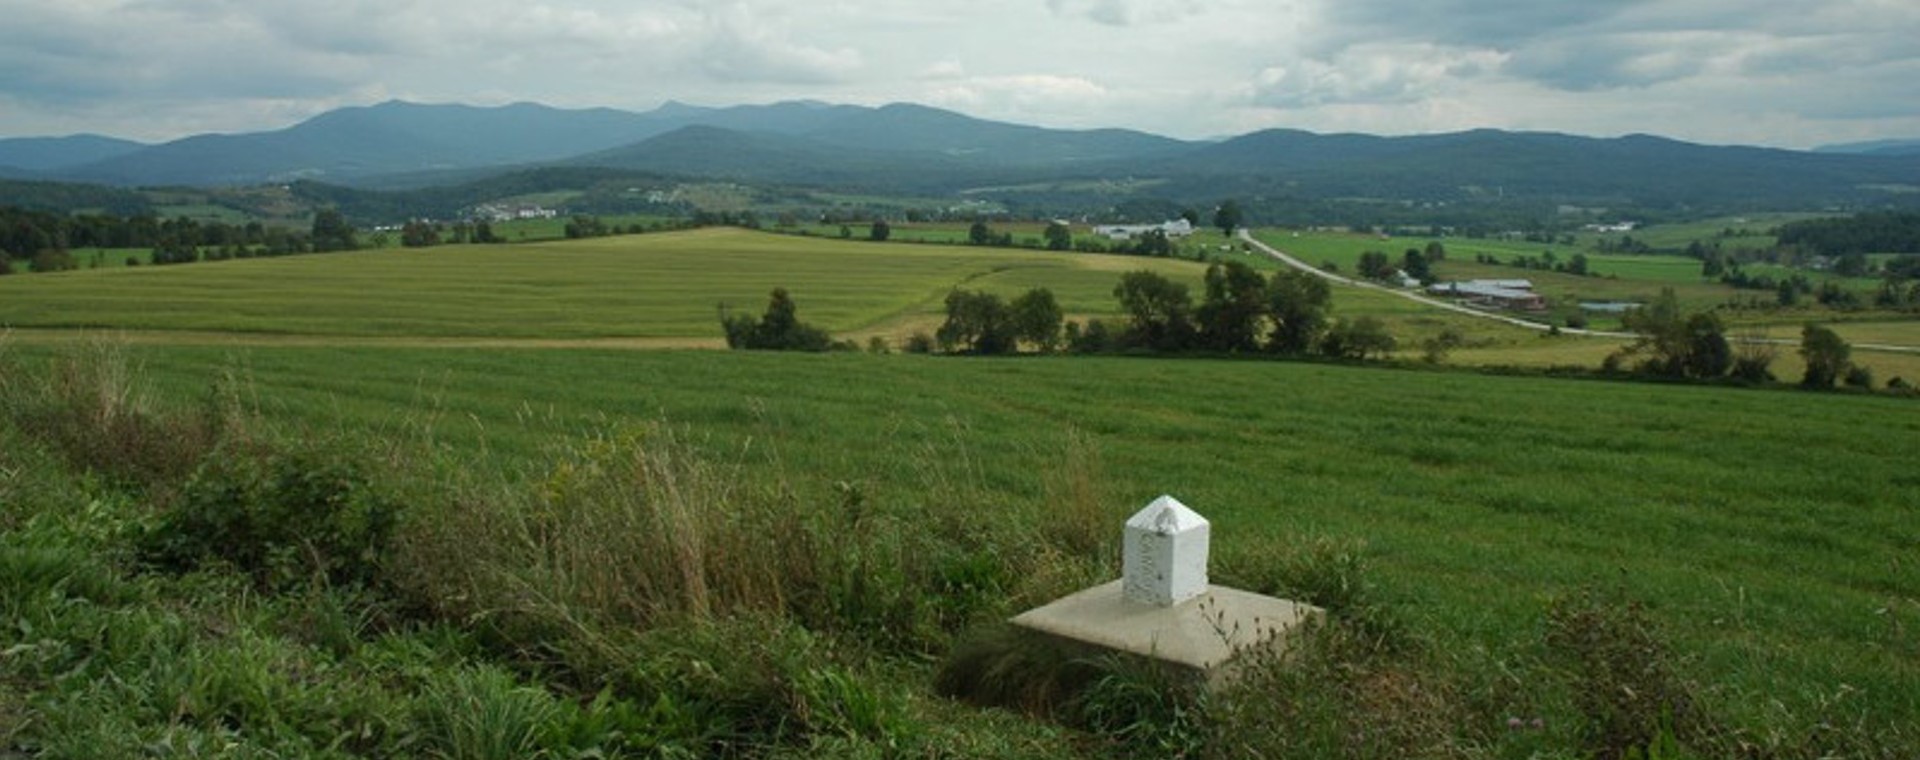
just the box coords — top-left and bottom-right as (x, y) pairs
(1067, 319), (1115, 354)
(1730, 335), (1777, 384)
(1421, 328), (1466, 364)
(1844, 365), (1874, 389)
(903, 332), (935, 354)
(141, 448), (401, 591)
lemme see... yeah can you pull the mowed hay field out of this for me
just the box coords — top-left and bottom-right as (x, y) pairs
(18, 342), (1920, 740)
(0, 228), (1199, 341)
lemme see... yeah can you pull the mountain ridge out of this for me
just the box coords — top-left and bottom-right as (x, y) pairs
(3, 99), (1917, 213)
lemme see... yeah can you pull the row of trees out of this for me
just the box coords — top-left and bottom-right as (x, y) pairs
(934, 289), (1065, 354)
(0, 206), (370, 274)
(1607, 288), (1869, 388)
(1468, 250), (1592, 276)
(2, 207), (330, 261)
(399, 220), (502, 247)
(1357, 242), (1452, 283)
(927, 262), (1395, 360)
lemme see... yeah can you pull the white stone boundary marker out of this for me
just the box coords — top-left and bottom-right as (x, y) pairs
(1012, 494), (1319, 681)
(1122, 495), (1209, 606)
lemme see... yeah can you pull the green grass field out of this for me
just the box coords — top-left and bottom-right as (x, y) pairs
(5, 222), (1920, 756)
(5, 341), (1916, 755)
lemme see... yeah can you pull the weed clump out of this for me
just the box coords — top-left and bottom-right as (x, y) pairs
(0, 339), (220, 488)
(141, 449), (402, 592)
(1543, 588), (1716, 759)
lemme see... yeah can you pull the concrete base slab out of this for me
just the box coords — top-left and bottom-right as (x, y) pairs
(1010, 580), (1320, 677)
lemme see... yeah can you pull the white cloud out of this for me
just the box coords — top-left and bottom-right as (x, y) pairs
(695, 2), (864, 84)
(928, 74), (1108, 110)
(920, 60), (967, 81)
(1249, 45), (1505, 107)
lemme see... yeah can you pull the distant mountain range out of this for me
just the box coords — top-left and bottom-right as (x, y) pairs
(0, 134), (147, 175)
(2, 99), (1917, 212)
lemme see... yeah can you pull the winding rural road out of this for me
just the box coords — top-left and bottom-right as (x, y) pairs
(1235, 229), (1636, 339)
(1237, 230), (1920, 355)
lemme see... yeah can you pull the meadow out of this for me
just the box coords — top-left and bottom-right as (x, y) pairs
(2, 340), (1916, 756)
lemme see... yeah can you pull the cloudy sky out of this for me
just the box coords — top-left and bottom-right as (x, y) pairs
(3, 0), (1917, 149)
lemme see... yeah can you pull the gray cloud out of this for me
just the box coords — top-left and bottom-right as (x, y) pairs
(1502, 33), (1717, 91)
(1317, 0), (1643, 51)
(0, 0), (1914, 148)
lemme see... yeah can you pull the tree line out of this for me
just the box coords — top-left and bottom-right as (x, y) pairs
(928, 262), (1394, 359)
(723, 262), (1391, 361)
(0, 205), (381, 274)
(1605, 288), (1881, 389)
(1775, 211), (1920, 257)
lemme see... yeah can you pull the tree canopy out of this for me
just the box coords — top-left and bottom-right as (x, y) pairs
(1775, 212), (1920, 257)
(1613, 289), (1731, 379)
(1798, 324), (1851, 388)
(1213, 199), (1245, 236)
(1114, 270), (1197, 351)
(721, 288), (833, 351)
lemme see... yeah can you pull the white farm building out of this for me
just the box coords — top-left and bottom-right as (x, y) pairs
(1093, 219), (1195, 240)
(1428, 279), (1548, 311)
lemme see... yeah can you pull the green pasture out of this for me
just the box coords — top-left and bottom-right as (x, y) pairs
(1604, 213), (1814, 250)
(19, 342), (1916, 741)
(69, 247), (153, 268)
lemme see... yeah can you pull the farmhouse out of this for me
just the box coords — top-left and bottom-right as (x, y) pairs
(1093, 218), (1195, 240)
(1428, 279), (1548, 311)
